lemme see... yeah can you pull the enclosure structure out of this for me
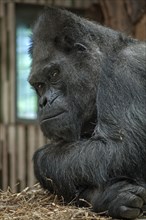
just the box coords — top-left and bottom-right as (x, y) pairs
(0, 0), (146, 192)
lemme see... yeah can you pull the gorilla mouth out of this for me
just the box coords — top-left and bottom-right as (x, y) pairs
(40, 111), (65, 123)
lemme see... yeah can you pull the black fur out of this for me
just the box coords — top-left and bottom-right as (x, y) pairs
(29, 8), (146, 219)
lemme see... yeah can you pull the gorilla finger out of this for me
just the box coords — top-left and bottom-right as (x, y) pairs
(134, 186), (146, 203)
(122, 193), (143, 208)
(109, 205), (141, 219)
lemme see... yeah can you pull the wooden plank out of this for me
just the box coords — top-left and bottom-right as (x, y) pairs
(17, 125), (26, 190)
(29, 0), (39, 3)
(64, 0), (72, 8)
(74, 0), (84, 8)
(99, 0), (132, 33)
(2, 81), (9, 124)
(0, 0), (4, 17)
(38, 0), (46, 4)
(1, 124), (8, 190)
(125, 0), (146, 24)
(83, 0), (89, 8)
(13, 0), (42, 4)
(14, 0), (22, 3)
(27, 125), (36, 187)
(20, 0), (38, 4)
(8, 125), (17, 192)
(1, 6), (9, 123)
(7, 2), (16, 123)
(135, 14), (146, 40)
(0, 124), (3, 188)
(46, 0), (53, 5)
(54, 0), (64, 7)
(37, 127), (47, 150)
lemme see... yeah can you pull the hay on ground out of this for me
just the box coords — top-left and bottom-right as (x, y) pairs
(0, 183), (110, 220)
(1, 183), (146, 220)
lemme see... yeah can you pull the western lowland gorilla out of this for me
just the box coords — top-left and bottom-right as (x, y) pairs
(28, 7), (146, 219)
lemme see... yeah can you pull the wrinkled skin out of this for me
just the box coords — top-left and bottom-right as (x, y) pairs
(29, 8), (146, 219)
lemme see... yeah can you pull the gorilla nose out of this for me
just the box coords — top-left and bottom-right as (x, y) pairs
(39, 96), (48, 108)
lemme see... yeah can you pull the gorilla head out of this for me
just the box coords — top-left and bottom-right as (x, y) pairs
(29, 8), (103, 141)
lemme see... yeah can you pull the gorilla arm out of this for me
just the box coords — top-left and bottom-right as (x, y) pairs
(33, 138), (146, 219)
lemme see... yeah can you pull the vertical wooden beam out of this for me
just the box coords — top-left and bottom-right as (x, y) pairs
(38, 0), (46, 4)
(74, 0), (83, 8)
(37, 127), (47, 150)
(8, 125), (17, 192)
(135, 14), (146, 40)
(64, 0), (72, 8)
(7, 2), (16, 123)
(54, 0), (63, 7)
(1, 3), (9, 123)
(48, 0), (54, 5)
(21, 0), (38, 4)
(1, 124), (8, 190)
(17, 125), (26, 190)
(0, 125), (2, 187)
(99, 0), (132, 33)
(27, 125), (36, 187)
(0, 0), (4, 17)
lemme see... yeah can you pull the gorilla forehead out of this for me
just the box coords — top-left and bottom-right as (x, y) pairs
(30, 7), (104, 60)
(31, 39), (59, 66)
(32, 7), (89, 42)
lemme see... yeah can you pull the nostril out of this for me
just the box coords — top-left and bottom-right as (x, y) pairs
(39, 96), (48, 108)
(43, 96), (48, 107)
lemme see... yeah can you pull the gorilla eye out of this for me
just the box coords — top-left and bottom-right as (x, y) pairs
(50, 69), (60, 83)
(33, 82), (45, 96)
(52, 70), (59, 77)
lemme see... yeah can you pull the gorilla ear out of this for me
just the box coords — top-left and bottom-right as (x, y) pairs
(33, 7), (89, 53)
(74, 43), (87, 51)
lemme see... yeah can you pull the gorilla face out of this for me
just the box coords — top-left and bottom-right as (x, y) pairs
(28, 15), (99, 141)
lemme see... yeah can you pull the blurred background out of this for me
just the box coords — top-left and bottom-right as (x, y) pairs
(0, 0), (146, 192)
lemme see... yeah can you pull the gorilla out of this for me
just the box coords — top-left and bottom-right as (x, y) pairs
(28, 7), (146, 219)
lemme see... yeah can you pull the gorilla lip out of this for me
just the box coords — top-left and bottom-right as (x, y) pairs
(40, 111), (65, 123)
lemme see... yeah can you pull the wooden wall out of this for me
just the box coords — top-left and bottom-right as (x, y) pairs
(0, 0), (96, 192)
(0, 124), (47, 191)
(0, 0), (146, 192)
